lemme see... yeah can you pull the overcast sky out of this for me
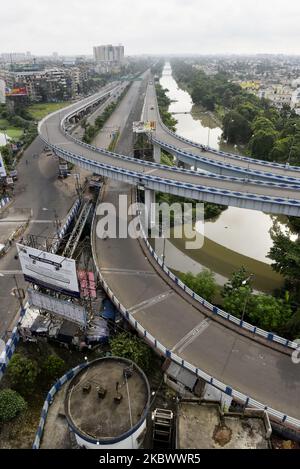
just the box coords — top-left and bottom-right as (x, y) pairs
(2, 0), (300, 56)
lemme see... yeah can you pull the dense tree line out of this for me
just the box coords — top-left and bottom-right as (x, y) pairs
(171, 60), (300, 165)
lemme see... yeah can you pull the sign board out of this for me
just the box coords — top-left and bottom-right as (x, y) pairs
(6, 177), (14, 185)
(133, 121), (156, 133)
(28, 289), (87, 327)
(0, 152), (7, 177)
(5, 86), (28, 97)
(17, 244), (80, 297)
(0, 79), (5, 104)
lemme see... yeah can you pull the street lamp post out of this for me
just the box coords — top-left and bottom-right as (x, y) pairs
(162, 235), (166, 264)
(241, 274), (254, 323)
(287, 123), (297, 167)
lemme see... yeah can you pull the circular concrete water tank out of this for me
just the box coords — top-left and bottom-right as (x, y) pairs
(64, 356), (150, 449)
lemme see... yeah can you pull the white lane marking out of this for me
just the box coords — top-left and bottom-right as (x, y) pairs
(171, 319), (211, 354)
(101, 268), (156, 277)
(0, 271), (24, 275)
(144, 168), (158, 175)
(128, 290), (174, 315)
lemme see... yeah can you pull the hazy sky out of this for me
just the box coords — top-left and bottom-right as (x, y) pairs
(2, 0), (300, 56)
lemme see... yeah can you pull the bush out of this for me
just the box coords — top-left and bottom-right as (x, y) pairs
(179, 270), (217, 303)
(110, 332), (153, 373)
(41, 355), (65, 380)
(7, 353), (39, 394)
(0, 389), (27, 422)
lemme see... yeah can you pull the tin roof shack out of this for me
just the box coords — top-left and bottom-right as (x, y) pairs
(176, 401), (272, 449)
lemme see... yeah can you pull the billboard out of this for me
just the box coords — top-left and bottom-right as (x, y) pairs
(5, 86), (28, 97)
(17, 244), (80, 297)
(28, 289), (87, 326)
(0, 79), (5, 104)
(0, 152), (7, 177)
(133, 121), (156, 133)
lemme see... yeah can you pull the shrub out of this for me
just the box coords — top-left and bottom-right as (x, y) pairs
(7, 353), (39, 394)
(0, 389), (27, 422)
(110, 332), (153, 373)
(41, 355), (65, 380)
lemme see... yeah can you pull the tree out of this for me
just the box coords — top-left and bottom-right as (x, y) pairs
(110, 333), (153, 373)
(269, 137), (291, 163)
(7, 353), (39, 394)
(223, 111), (252, 144)
(41, 355), (65, 381)
(0, 389), (27, 422)
(268, 224), (300, 291)
(249, 295), (292, 332)
(250, 129), (277, 160)
(222, 267), (251, 297)
(223, 285), (254, 319)
(179, 270), (217, 302)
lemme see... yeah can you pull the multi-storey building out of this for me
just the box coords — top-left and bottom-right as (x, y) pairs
(93, 44), (124, 65)
(0, 66), (90, 102)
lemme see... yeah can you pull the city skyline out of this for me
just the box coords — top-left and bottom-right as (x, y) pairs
(1, 0), (300, 56)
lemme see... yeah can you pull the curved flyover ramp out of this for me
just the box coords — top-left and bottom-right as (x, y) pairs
(143, 79), (300, 185)
(39, 82), (300, 217)
(39, 76), (300, 430)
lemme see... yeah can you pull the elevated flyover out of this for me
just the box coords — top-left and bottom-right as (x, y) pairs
(143, 79), (300, 185)
(39, 77), (300, 217)
(38, 74), (300, 430)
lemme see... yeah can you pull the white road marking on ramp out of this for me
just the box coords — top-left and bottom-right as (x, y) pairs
(171, 319), (211, 354)
(101, 268), (156, 277)
(128, 290), (174, 315)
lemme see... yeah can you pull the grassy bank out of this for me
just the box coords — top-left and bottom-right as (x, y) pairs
(27, 102), (71, 121)
(0, 118), (23, 139)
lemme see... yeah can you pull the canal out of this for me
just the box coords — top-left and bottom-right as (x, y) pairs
(155, 63), (284, 293)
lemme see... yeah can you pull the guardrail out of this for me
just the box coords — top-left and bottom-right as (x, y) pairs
(0, 198), (81, 382)
(137, 220), (298, 351)
(0, 308), (26, 381)
(90, 192), (300, 432)
(60, 108), (300, 192)
(39, 140), (300, 216)
(32, 363), (87, 449)
(51, 198), (81, 254)
(152, 134), (300, 186)
(154, 85), (300, 174)
(0, 196), (10, 210)
(37, 85), (300, 216)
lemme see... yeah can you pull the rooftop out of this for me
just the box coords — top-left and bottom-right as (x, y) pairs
(64, 357), (150, 442)
(177, 401), (271, 449)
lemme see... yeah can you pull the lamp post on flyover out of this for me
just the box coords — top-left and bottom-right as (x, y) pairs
(287, 123), (297, 167)
(241, 274), (254, 323)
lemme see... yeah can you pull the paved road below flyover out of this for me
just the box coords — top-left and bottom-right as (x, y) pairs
(92, 73), (300, 422)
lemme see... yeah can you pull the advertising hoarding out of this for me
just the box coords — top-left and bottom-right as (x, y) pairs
(28, 289), (87, 326)
(17, 244), (80, 297)
(133, 121), (156, 133)
(0, 79), (5, 104)
(0, 152), (7, 177)
(5, 86), (28, 97)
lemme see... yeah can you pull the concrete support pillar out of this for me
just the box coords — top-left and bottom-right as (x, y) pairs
(153, 144), (161, 164)
(177, 160), (190, 170)
(144, 188), (156, 230)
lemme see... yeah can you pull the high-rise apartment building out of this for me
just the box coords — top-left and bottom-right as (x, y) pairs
(93, 44), (124, 64)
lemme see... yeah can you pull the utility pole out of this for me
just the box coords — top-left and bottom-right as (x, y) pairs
(13, 275), (25, 311)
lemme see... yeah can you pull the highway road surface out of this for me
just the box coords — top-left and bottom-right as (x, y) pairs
(39, 74), (300, 217)
(90, 73), (300, 425)
(143, 79), (300, 183)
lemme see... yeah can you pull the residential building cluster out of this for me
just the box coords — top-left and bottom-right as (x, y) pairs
(0, 66), (89, 102)
(192, 55), (300, 114)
